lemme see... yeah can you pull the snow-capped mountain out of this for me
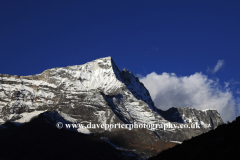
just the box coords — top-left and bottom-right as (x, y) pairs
(0, 56), (223, 156)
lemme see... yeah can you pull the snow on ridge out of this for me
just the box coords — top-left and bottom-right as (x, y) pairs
(202, 109), (217, 112)
(58, 112), (78, 123)
(1, 77), (57, 88)
(182, 107), (217, 112)
(170, 141), (182, 144)
(40, 56), (124, 96)
(15, 110), (47, 123)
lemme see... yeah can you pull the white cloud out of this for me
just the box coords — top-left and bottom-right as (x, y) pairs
(136, 73), (144, 79)
(208, 60), (225, 74)
(224, 82), (230, 88)
(140, 72), (238, 122)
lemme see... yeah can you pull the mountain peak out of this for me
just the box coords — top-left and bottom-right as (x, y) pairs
(0, 57), (224, 158)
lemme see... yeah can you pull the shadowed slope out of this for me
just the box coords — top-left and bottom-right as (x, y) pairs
(0, 113), (126, 160)
(149, 116), (240, 160)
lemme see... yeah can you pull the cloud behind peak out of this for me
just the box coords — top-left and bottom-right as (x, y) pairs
(140, 71), (237, 122)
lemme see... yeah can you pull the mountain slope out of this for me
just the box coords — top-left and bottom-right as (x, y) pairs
(0, 56), (224, 157)
(149, 116), (240, 160)
(0, 112), (129, 160)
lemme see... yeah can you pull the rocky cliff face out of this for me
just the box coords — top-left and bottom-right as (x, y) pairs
(0, 56), (223, 157)
(157, 107), (222, 129)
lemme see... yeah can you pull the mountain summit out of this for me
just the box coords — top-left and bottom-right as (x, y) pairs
(0, 56), (223, 157)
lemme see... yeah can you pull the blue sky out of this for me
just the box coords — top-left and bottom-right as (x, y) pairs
(1, 0), (240, 121)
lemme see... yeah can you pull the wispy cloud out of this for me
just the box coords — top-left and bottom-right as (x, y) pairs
(140, 71), (239, 122)
(208, 60), (225, 74)
(136, 73), (144, 79)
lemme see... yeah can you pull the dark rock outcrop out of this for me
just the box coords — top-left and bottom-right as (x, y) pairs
(0, 112), (129, 160)
(149, 116), (240, 160)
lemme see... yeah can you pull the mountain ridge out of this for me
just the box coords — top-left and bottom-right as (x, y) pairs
(0, 56), (223, 157)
